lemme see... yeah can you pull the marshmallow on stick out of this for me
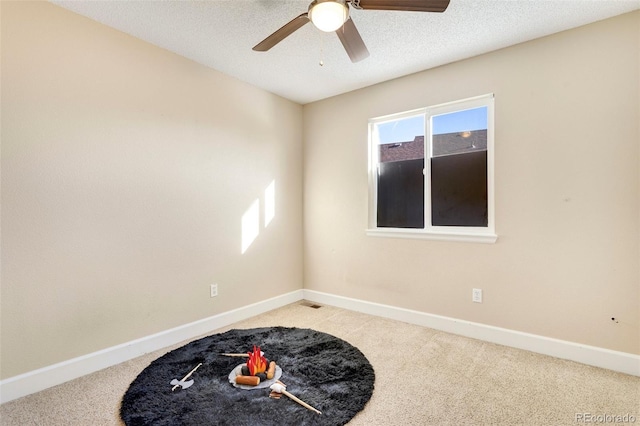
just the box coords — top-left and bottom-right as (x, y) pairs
(270, 383), (322, 415)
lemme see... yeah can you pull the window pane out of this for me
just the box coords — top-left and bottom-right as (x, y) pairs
(431, 107), (488, 227)
(377, 159), (425, 228)
(375, 115), (425, 228)
(432, 106), (487, 157)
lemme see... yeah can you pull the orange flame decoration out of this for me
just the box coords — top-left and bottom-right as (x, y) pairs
(246, 345), (267, 376)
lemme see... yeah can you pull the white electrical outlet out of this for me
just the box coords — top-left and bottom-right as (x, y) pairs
(210, 284), (218, 298)
(472, 288), (482, 303)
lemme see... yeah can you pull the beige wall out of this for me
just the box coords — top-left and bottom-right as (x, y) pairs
(1, 2), (638, 382)
(303, 12), (640, 355)
(1, 2), (303, 379)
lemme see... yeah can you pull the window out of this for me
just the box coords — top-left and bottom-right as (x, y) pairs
(367, 94), (496, 243)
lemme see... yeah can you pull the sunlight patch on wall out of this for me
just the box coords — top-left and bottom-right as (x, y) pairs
(241, 199), (260, 254)
(241, 180), (276, 254)
(264, 180), (275, 227)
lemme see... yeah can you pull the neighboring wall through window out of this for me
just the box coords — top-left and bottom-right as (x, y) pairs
(368, 94), (496, 243)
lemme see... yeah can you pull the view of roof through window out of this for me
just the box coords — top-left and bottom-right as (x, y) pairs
(376, 107), (487, 162)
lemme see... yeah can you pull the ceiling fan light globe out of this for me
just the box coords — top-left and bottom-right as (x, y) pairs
(309, 0), (349, 32)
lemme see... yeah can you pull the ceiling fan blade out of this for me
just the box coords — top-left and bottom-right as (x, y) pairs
(353, 0), (450, 12)
(253, 13), (310, 52)
(336, 17), (370, 63)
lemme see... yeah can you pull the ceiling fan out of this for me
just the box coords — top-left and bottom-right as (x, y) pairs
(252, 0), (451, 63)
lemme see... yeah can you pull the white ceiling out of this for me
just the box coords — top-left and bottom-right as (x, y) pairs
(52, 0), (639, 105)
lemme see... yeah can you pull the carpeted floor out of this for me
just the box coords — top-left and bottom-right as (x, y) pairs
(1, 302), (639, 425)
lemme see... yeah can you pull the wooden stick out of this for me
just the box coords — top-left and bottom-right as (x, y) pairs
(220, 353), (249, 357)
(171, 363), (202, 391)
(282, 390), (322, 415)
(271, 382), (321, 415)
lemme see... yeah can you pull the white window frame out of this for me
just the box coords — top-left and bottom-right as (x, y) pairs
(367, 94), (497, 243)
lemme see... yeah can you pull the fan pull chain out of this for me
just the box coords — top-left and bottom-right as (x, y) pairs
(319, 33), (325, 66)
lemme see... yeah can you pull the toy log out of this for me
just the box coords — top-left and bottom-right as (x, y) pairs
(266, 361), (276, 380)
(235, 375), (260, 386)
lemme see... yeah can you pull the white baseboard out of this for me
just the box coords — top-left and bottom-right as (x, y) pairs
(3, 288), (637, 404)
(302, 289), (640, 377)
(0, 289), (304, 404)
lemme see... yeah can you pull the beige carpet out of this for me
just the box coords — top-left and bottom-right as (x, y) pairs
(1, 302), (638, 425)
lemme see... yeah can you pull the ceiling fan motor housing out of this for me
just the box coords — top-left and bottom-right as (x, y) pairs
(308, 0), (350, 32)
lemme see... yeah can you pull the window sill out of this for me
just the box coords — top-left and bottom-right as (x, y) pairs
(366, 228), (498, 244)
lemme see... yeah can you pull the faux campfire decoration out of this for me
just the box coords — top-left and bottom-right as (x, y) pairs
(247, 345), (267, 375)
(224, 346), (321, 415)
(233, 346), (277, 387)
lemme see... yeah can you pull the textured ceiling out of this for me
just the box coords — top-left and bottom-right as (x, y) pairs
(52, 0), (639, 105)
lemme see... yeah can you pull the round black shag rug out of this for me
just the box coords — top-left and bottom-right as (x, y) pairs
(120, 327), (375, 426)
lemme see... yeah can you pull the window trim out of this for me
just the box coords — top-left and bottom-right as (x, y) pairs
(367, 94), (497, 244)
